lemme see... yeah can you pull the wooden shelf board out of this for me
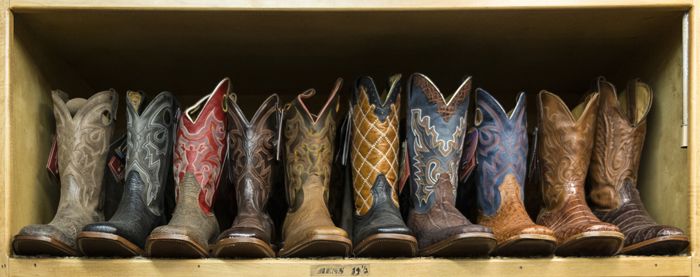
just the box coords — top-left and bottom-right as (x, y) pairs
(7, 256), (692, 277)
(7, 0), (694, 11)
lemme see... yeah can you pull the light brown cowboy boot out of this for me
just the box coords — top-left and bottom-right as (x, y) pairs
(535, 90), (624, 256)
(589, 78), (688, 255)
(278, 79), (352, 257)
(13, 90), (118, 256)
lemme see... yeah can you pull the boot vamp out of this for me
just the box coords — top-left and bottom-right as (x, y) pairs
(353, 192), (411, 244)
(220, 213), (273, 243)
(282, 183), (347, 248)
(594, 185), (686, 246)
(151, 174), (219, 246)
(480, 200), (554, 243)
(537, 194), (620, 243)
(18, 224), (77, 250)
(408, 201), (491, 249)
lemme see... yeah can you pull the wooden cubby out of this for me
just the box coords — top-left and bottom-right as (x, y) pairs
(0, 1), (698, 276)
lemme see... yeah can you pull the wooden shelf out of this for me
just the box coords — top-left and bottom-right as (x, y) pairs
(7, 0), (694, 11)
(7, 256), (692, 277)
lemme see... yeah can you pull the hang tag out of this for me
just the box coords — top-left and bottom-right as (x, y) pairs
(459, 128), (479, 183)
(46, 135), (59, 182)
(398, 142), (410, 193)
(108, 139), (127, 183)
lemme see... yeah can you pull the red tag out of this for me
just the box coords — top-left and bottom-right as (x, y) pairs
(398, 142), (410, 193)
(108, 155), (125, 182)
(46, 136), (59, 182)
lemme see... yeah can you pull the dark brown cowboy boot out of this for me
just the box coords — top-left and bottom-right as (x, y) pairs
(145, 78), (229, 258)
(348, 75), (417, 257)
(78, 91), (179, 257)
(278, 79), (352, 257)
(536, 90), (624, 256)
(405, 73), (496, 257)
(473, 88), (556, 257)
(13, 90), (118, 256)
(589, 78), (688, 255)
(212, 93), (280, 258)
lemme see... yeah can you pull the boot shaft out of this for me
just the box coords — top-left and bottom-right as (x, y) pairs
(406, 73), (470, 213)
(589, 78), (652, 210)
(474, 89), (528, 217)
(350, 75), (401, 216)
(226, 93), (280, 213)
(52, 90), (118, 210)
(537, 91), (599, 211)
(173, 78), (229, 215)
(283, 79), (342, 212)
(124, 91), (179, 217)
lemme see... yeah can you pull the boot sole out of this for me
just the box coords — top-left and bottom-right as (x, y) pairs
(492, 234), (557, 257)
(354, 233), (418, 257)
(76, 231), (143, 257)
(555, 231), (624, 256)
(12, 235), (79, 256)
(278, 234), (352, 257)
(212, 237), (276, 258)
(145, 233), (209, 258)
(419, 232), (496, 257)
(621, 235), (689, 255)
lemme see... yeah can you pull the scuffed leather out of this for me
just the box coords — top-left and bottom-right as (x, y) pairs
(218, 93), (279, 245)
(589, 79), (686, 247)
(281, 80), (349, 251)
(82, 91), (179, 248)
(349, 76), (411, 244)
(405, 73), (492, 249)
(535, 91), (620, 243)
(474, 89), (554, 244)
(18, 90), (117, 251)
(149, 78), (229, 249)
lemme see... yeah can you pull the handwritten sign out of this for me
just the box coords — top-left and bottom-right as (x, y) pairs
(310, 264), (370, 276)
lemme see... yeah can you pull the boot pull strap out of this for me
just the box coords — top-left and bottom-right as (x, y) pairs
(526, 126), (540, 191)
(337, 102), (352, 166)
(275, 104), (286, 161)
(626, 79), (639, 124)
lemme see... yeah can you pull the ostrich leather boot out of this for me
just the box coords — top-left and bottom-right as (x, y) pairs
(589, 78), (688, 255)
(536, 90), (623, 256)
(213, 93), (280, 258)
(473, 89), (556, 257)
(78, 91), (179, 257)
(278, 79), (352, 257)
(349, 75), (417, 257)
(405, 73), (495, 257)
(146, 78), (229, 258)
(13, 90), (118, 256)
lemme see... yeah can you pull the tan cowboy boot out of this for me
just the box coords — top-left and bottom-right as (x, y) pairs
(13, 90), (118, 256)
(278, 79), (352, 257)
(536, 90), (624, 256)
(589, 78), (688, 255)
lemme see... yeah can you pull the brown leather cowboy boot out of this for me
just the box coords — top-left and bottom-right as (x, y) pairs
(473, 88), (556, 257)
(13, 90), (118, 256)
(349, 75), (417, 257)
(405, 73), (496, 257)
(589, 78), (688, 255)
(145, 78), (229, 258)
(213, 93), (280, 258)
(536, 90), (624, 256)
(278, 79), (352, 257)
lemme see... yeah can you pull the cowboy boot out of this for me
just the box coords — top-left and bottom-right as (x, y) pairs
(13, 90), (118, 256)
(349, 75), (417, 257)
(536, 90), (624, 256)
(589, 78), (688, 255)
(473, 89), (556, 257)
(78, 91), (179, 257)
(212, 93), (280, 258)
(405, 73), (495, 257)
(145, 78), (229, 258)
(278, 79), (352, 257)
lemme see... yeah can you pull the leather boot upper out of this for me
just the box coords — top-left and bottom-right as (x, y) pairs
(83, 91), (179, 248)
(349, 75), (412, 244)
(18, 90), (117, 251)
(405, 73), (491, 249)
(589, 78), (685, 247)
(218, 93), (280, 245)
